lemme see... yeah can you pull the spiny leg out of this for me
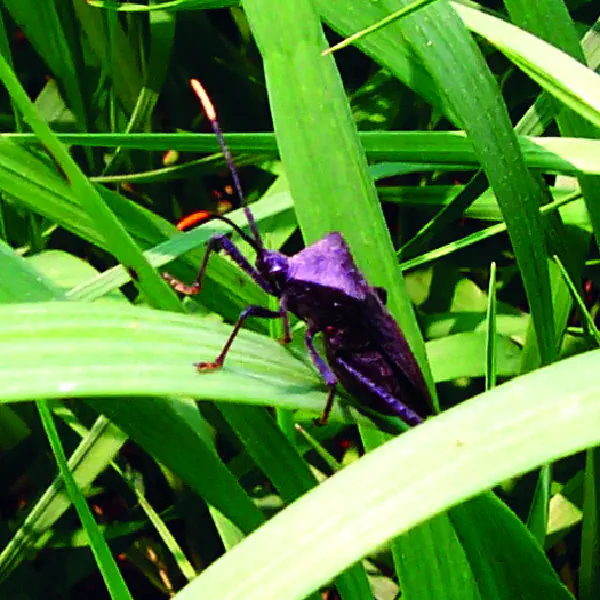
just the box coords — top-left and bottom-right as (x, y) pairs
(162, 233), (273, 296)
(198, 305), (287, 370)
(304, 328), (338, 425)
(336, 357), (423, 426)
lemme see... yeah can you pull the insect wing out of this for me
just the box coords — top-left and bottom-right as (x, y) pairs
(359, 291), (433, 418)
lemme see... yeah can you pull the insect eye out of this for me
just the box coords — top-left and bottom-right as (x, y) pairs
(326, 326), (336, 335)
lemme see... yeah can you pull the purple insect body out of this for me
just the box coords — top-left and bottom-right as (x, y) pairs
(163, 80), (433, 426)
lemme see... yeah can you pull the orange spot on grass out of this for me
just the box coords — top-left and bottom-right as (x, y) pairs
(176, 210), (211, 231)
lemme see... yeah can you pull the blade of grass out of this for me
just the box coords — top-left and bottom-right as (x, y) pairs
(321, 0), (438, 57)
(171, 344), (600, 600)
(500, 0), (598, 379)
(527, 464), (552, 545)
(219, 405), (373, 600)
(240, 3), (447, 597)
(294, 423), (342, 473)
(485, 262), (497, 391)
(499, 0), (594, 530)
(36, 401), (133, 600)
(88, 0), (237, 10)
(400, 192), (582, 272)
(453, 2), (600, 130)
(0, 239), (64, 302)
(0, 414), (128, 582)
(0, 302), (513, 407)
(396, 0), (555, 362)
(7, 131), (600, 176)
(241, 0), (434, 392)
(553, 254), (600, 344)
(581, 447), (600, 600)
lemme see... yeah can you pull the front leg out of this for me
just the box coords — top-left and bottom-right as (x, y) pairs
(304, 328), (338, 425)
(198, 304), (288, 370)
(162, 233), (273, 296)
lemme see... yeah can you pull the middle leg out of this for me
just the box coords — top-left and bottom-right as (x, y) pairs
(304, 328), (338, 425)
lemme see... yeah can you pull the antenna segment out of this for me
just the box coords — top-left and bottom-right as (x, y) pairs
(190, 79), (263, 250)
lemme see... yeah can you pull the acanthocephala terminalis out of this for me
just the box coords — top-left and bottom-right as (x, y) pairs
(163, 79), (433, 426)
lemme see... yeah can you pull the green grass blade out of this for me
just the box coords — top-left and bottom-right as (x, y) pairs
(0, 415), (128, 582)
(220, 405), (372, 599)
(527, 464), (552, 546)
(553, 254), (600, 345)
(36, 402), (133, 600)
(400, 192), (581, 272)
(171, 344), (600, 600)
(580, 447), (600, 600)
(240, 0), (433, 390)
(453, 3), (600, 129)
(485, 262), (497, 391)
(501, 0), (600, 377)
(0, 302), (502, 408)
(88, 0), (237, 10)
(0, 239), (64, 302)
(322, 0), (438, 57)
(386, 0), (554, 363)
(109, 458), (197, 582)
(7, 131), (600, 176)
(516, 16), (600, 136)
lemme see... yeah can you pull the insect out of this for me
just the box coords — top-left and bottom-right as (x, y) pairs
(163, 79), (433, 427)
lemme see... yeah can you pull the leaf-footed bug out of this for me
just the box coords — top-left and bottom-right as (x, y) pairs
(162, 79), (433, 426)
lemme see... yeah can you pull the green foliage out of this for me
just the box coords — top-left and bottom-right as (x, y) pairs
(0, 1), (599, 599)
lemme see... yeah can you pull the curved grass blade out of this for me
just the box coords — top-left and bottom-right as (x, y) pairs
(171, 345), (600, 600)
(453, 3), (600, 129)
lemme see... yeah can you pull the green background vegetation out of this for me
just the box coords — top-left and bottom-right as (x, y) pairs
(1, 0), (600, 598)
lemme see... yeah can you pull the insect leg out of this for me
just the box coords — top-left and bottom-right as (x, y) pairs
(336, 357), (423, 426)
(304, 328), (338, 425)
(197, 305), (287, 370)
(162, 233), (273, 295)
(278, 296), (292, 344)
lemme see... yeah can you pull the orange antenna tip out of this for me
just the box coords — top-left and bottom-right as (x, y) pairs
(190, 79), (216, 121)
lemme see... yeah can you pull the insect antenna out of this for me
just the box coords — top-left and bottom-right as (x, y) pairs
(190, 79), (264, 252)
